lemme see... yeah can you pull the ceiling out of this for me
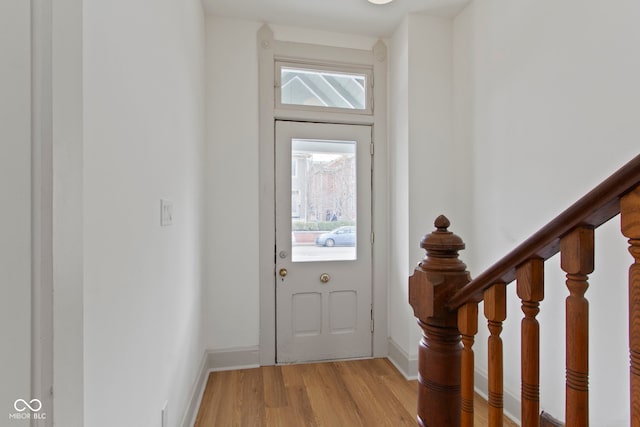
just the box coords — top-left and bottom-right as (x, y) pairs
(202, 0), (470, 38)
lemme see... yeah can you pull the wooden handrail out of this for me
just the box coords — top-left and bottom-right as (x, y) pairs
(448, 153), (640, 309)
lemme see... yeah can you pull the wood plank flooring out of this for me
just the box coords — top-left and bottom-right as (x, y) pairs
(194, 358), (518, 426)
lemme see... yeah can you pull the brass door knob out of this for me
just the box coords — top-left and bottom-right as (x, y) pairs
(320, 273), (330, 283)
(279, 268), (288, 278)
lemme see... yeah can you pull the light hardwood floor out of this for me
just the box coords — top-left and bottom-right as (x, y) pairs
(194, 358), (518, 426)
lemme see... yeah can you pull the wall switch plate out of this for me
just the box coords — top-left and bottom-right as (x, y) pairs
(160, 199), (173, 226)
(161, 401), (168, 427)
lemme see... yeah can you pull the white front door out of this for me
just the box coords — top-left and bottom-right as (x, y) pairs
(275, 120), (372, 363)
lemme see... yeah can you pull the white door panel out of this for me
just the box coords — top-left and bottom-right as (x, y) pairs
(275, 120), (372, 363)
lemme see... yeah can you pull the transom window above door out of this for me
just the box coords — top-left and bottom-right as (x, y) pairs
(276, 61), (372, 114)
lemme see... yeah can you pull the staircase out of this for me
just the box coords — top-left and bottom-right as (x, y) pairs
(408, 154), (640, 427)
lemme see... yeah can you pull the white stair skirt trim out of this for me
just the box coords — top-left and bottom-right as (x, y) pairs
(387, 337), (418, 380)
(182, 347), (261, 427)
(180, 351), (208, 427)
(474, 368), (521, 425)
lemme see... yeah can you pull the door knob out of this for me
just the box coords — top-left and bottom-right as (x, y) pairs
(320, 273), (330, 283)
(279, 268), (288, 278)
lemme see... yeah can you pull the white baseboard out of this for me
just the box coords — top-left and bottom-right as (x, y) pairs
(181, 347), (261, 427)
(206, 346), (261, 372)
(387, 337), (418, 380)
(474, 368), (521, 425)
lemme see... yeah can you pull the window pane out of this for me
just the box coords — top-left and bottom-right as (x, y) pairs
(281, 66), (367, 110)
(291, 139), (356, 262)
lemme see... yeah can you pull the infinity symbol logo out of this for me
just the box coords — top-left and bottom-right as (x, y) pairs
(14, 399), (42, 412)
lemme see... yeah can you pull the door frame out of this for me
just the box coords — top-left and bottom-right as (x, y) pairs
(257, 25), (389, 365)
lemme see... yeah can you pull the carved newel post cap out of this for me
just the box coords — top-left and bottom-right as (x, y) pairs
(420, 215), (466, 271)
(421, 215), (465, 252)
(409, 215), (469, 323)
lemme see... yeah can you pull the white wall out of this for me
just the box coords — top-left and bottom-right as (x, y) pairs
(0, 1), (31, 423)
(388, 14), (459, 365)
(454, 1), (640, 424)
(83, 0), (205, 425)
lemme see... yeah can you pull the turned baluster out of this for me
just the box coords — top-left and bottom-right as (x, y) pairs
(459, 302), (479, 427)
(561, 226), (594, 427)
(409, 216), (471, 427)
(485, 282), (507, 427)
(517, 258), (544, 427)
(622, 185), (640, 425)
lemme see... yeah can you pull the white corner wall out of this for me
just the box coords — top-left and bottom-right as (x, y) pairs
(52, 0), (84, 424)
(83, 0), (206, 425)
(388, 14), (460, 370)
(388, 17), (412, 367)
(454, 1), (640, 424)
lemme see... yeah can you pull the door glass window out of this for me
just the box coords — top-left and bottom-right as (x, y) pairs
(291, 138), (356, 262)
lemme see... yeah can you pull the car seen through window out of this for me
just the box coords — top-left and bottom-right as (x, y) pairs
(315, 226), (356, 247)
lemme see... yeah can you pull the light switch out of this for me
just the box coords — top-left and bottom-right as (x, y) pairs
(160, 199), (173, 226)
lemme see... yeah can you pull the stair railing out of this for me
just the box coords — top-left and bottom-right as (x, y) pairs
(409, 153), (640, 427)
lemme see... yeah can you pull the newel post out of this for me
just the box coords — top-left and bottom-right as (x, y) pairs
(409, 215), (472, 427)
